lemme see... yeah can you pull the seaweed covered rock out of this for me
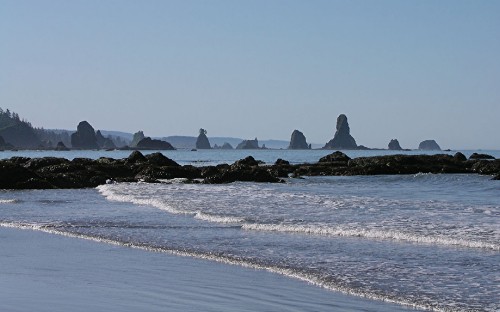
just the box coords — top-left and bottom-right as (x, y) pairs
(145, 152), (180, 166)
(469, 153), (495, 160)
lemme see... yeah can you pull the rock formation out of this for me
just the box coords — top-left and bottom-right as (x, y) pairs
(71, 121), (99, 149)
(388, 139), (403, 150)
(221, 142), (233, 149)
(418, 140), (441, 151)
(469, 153), (495, 160)
(288, 130), (309, 149)
(195, 128), (211, 149)
(236, 138), (259, 149)
(2, 152), (499, 189)
(136, 137), (175, 150)
(55, 141), (70, 151)
(323, 114), (358, 149)
(130, 131), (145, 148)
(96, 130), (116, 149)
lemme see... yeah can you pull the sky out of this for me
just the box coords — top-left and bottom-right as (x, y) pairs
(1, 0), (499, 149)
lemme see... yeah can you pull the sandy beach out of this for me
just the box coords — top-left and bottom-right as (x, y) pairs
(0, 227), (418, 312)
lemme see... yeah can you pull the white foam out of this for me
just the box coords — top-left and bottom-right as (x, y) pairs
(242, 223), (500, 251)
(0, 199), (20, 204)
(97, 184), (191, 215)
(0, 220), (442, 312)
(194, 212), (244, 223)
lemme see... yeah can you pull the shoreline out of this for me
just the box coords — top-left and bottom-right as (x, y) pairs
(0, 226), (421, 312)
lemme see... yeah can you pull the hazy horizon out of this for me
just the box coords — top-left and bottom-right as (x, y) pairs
(1, 1), (499, 149)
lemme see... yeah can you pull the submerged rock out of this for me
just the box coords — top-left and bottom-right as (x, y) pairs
(323, 114), (358, 149)
(288, 130), (309, 149)
(418, 140), (441, 151)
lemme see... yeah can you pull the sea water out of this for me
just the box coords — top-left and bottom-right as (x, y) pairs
(0, 150), (499, 311)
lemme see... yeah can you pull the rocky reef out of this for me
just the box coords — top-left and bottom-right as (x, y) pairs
(323, 114), (358, 149)
(419, 140), (441, 151)
(195, 129), (211, 149)
(135, 137), (175, 150)
(1, 151), (498, 190)
(288, 130), (309, 149)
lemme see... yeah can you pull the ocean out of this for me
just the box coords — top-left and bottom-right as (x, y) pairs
(1, 149), (499, 311)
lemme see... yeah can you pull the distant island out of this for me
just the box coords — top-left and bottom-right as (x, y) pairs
(0, 106), (447, 151)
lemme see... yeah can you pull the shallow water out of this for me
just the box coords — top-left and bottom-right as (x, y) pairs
(1, 150), (499, 311)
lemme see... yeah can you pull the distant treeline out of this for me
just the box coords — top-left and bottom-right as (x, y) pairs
(0, 108), (129, 149)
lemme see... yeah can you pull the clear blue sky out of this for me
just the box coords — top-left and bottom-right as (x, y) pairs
(1, 0), (499, 149)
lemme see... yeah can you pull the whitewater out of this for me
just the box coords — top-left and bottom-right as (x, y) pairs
(1, 149), (499, 311)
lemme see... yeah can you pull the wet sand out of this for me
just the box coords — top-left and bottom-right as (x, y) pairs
(0, 227), (419, 311)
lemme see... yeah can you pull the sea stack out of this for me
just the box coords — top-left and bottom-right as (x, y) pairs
(95, 130), (116, 149)
(71, 121), (99, 149)
(236, 138), (259, 149)
(195, 128), (211, 149)
(418, 140), (441, 151)
(288, 130), (309, 149)
(388, 139), (403, 150)
(323, 114), (358, 149)
(130, 131), (145, 148)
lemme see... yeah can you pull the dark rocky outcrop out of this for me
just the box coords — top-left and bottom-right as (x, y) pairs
(453, 152), (467, 162)
(236, 138), (259, 149)
(388, 139), (403, 151)
(418, 140), (441, 151)
(71, 121), (99, 149)
(323, 114), (358, 149)
(469, 153), (495, 160)
(288, 130), (309, 149)
(136, 137), (176, 150)
(195, 129), (211, 149)
(130, 131), (145, 148)
(145, 152), (180, 167)
(55, 141), (70, 151)
(221, 142), (233, 149)
(1, 151), (499, 190)
(319, 151), (351, 163)
(96, 130), (116, 149)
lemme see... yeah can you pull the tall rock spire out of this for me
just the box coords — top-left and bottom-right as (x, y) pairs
(323, 114), (358, 149)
